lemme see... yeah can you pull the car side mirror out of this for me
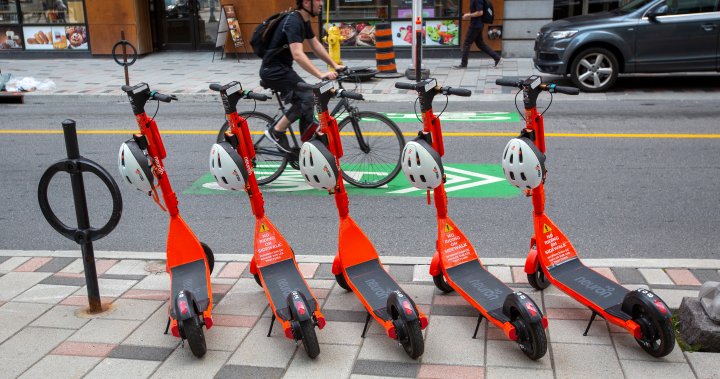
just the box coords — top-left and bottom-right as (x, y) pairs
(648, 5), (669, 21)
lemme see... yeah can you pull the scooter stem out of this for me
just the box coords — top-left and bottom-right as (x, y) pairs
(136, 114), (179, 217)
(228, 114), (266, 218)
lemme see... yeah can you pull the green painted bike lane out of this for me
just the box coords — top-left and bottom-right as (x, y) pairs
(184, 163), (520, 198)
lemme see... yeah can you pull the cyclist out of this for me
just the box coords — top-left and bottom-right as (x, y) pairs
(260, 0), (346, 153)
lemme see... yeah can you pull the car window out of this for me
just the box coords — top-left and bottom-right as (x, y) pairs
(662, 0), (718, 14)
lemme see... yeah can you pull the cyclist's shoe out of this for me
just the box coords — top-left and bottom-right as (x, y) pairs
(264, 128), (291, 154)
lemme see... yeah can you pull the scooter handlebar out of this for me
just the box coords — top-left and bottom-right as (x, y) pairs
(208, 83), (222, 92)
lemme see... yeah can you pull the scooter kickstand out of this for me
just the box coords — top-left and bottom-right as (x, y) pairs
(164, 317), (171, 335)
(361, 313), (372, 338)
(472, 313), (484, 339)
(583, 311), (598, 336)
(267, 314), (276, 337)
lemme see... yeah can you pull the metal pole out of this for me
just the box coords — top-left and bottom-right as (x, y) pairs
(121, 30), (129, 86)
(62, 119), (102, 313)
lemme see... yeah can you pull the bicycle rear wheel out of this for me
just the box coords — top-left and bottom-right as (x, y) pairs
(217, 111), (288, 185)
(337, 111), (404, 188)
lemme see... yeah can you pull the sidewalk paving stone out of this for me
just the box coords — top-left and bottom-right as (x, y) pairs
(286, 343), (360, 379)
(0, 301), (53, 344)
(611, 332), (686, 363)
(0, 257), (30, 273)
(691, 269), (720, 284)
(100, 298), (164, 321)
(132, 273), (170, 291)
(552, 343), (623, 379)
(122, 289), (170, 301)
(666, 269), (702, 286)
(76, 278), (136, 298)
(68, 318), (142, 344)
(548, 319), (612, 345)
(151, 348), (230, 379)
(299, 262), (320, 278)
(104, 259), (149, 276)
(204, 325), (250, 352)
(418, 364), (485, 379)
(84, 358), (161, 379)
(352, 360), (420, 378)
(29, 304), (88, 330)
(19, 355), (101, 379)
(227, 317), (297, 368)
(639, 268), (674, 285)
(488, 266), (513, 284)
(13, 283), (78, 304)
(611, 267), (646, 284)
(217, 262), (247, 278)
(14, 257), (53, 272)
(651, 288), (699, 309)
(213, 278), (268, 316)
(0, 327), (74, 377)
(486, 340), (552, 370)
(0, 272), (52, 301)
(40, 274), (88, 287)
(413, 264), (432, 282)
(107, 345), (175, 361)
(485, 367), (554, 379)
(685, 351), (720, 379)
(122, 302), (180, 349)
(620, 360), (695, 378)
(35, 257), (76, 273)
(423, 315), (484, 366)
(215, 365), (285, 379)
(51, 341), (116, 357)
(357, 331), (422, 363)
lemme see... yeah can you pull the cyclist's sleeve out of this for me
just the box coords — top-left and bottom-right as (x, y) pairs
(283, 13), (308, 44)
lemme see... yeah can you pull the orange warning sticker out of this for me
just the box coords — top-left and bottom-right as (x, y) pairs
(537, 216), (577, 267)
(438, 219), (477, 268)
(254, 218), (293, 267)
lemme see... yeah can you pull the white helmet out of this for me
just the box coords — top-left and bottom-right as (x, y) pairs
(209, 142), (248, 191)
(401, 139), (444, 189)
(502, 137), (546, 189)
(299, 140), (339, 190)
(118, 140), (154, 193)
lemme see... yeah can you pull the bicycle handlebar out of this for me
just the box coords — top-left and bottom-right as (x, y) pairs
(495, 78), (522, 88)
(495, 77), (579, 95)
(443, 87), (471, 97)
(546, 84), (580, 95)
(337, 89), (363, 100)
(151, 91), (177, 103)
(394, 82), (418, 90)
(245, 91), (270, 101)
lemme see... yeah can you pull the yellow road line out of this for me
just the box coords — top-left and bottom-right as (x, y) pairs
(2, 130), (719, 139)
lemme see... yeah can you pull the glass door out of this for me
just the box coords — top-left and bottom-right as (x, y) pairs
(158, 0), (219, 50)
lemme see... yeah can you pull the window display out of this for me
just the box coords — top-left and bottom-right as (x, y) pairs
(1, 0), (87, 50)
(0, 0), (19, 23)
(0, 25), (22, 49)
(21, 0), (85, 24)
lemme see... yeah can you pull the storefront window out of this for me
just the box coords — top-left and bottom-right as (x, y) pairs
(327, 0), (389, 20)
(1, 0), (19, 23)
(21, 0), (85, 24)
(391, 0), (459, 18)
(553, 0), (622, 19)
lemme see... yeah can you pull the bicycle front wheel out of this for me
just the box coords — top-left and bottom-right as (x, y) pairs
(338, 111), (404, 188)
(216, 111), (288, 185)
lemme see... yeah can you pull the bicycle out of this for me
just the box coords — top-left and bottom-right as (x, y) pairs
(216, 68), (405, 188)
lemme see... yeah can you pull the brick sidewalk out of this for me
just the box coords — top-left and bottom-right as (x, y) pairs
(1, 250), (719, 378)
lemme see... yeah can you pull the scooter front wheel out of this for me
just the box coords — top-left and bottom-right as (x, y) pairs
(183, 315), (207, 358)
(395, 318), (424, 359)
(432, 274), (454, 293)
(633, 302), (675, 357)
(513, 315), (547, 360)
(527, 263), (551, 290)
(300, 319), (320, 359)
(335, 274), (351, 291)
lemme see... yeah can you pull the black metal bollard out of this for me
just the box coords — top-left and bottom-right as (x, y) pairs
(38, 120), (123, 313)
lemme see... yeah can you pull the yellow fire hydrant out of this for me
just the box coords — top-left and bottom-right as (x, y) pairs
(323, 25), (344, 70)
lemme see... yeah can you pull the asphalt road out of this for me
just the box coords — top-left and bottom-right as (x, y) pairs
(2, 97), (719, 261)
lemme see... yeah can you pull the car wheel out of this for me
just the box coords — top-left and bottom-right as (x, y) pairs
(570, 47), (619, 92)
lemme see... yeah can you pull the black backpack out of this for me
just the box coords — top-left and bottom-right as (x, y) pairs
(481, 0), (495, 24)
(250, 11), (295, 59)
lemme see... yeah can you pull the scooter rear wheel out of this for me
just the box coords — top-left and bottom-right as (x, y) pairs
(200, 242), (214, 274)
(335, 274), (351, 291)
(527, 263), (551, 290)
(512, 315), (547, 360)
(432, 274), (454, 293)
(633, 302), (675, 357)
(300, 319), (320, 358)
(395, 318), (424, 359)
(183, 315), (207, 358)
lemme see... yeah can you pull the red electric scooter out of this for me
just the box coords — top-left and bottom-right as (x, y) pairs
(394, 78), (548, 360)
(297, 79), (428, 359)
(119, 83), (214, 358)
(208, 81), (325, 358)
(496, 75), (675, 357)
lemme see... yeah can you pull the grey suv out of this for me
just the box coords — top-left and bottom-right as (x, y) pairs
(534, 0), (720, 92)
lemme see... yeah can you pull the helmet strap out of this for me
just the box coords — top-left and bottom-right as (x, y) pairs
(150, 186), (167, 213)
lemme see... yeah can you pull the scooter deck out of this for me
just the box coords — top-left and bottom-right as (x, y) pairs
(345, 258), (400, 321)
(170, 259), (211, 315)
(260, 259), (318, 321)
(446, 260), (514, 322)
(549, 258), (629, 320)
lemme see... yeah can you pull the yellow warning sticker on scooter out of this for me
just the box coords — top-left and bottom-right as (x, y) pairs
(543, 224), (553, 234)
(444, 224), (454, 232)
(259, 223), (270, 232)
